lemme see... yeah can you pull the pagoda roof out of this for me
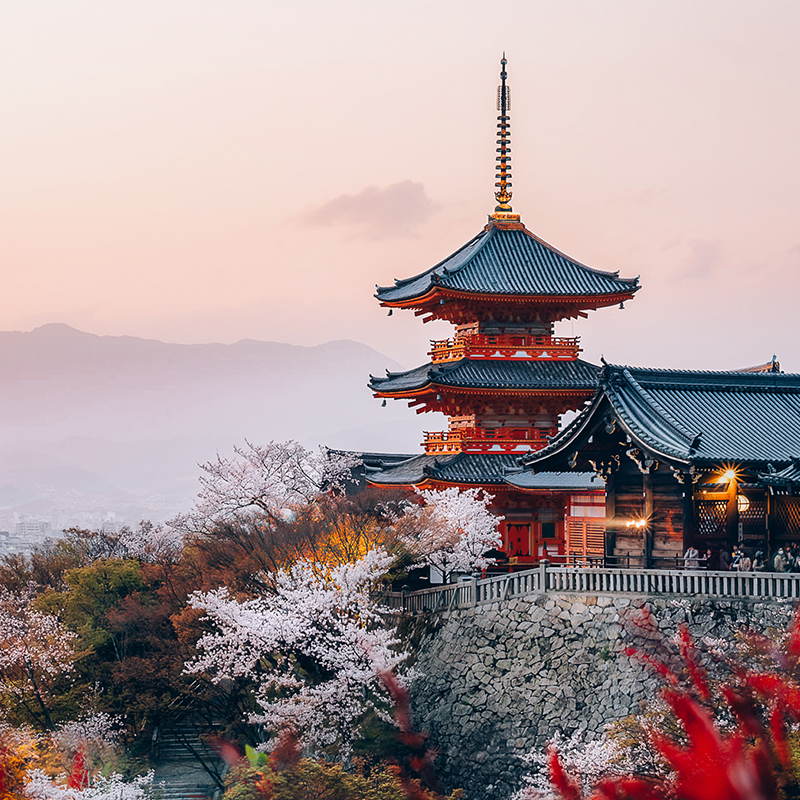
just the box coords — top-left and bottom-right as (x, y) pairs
(365, 452), (522, 487)
(370, 357), (600, 395)
(519, 364), (800, 470)
(375, 221), (640, 306)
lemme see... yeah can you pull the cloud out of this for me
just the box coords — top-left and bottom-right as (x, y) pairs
(306, 181), (439, 240)
(673, 238), (723, 282)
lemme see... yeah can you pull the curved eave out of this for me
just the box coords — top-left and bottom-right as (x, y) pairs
(366, 477), (424, 490)
(366, 452), (524, 489)
(517, 395), (607, 467)
(416, 477), (516, 490)
(378, 287), (638, 311)
(607, 406), (693, 466)
(367, 476), (512, 490)
(520, 393), (694, 472)
(375, 229), (490, 301)
(375, 222), (641, 306)
(372, 384), (596, 400)
(523, 396), (757, 472)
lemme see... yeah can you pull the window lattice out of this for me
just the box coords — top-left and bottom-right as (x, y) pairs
(697, 500), (727, 537)
(740, 499), (766, 537)
(774, 498), (800, 537)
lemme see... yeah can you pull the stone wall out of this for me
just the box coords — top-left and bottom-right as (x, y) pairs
(408, 592), (794, 800)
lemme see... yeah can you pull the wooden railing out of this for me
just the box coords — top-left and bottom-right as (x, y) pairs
(381, 562), (800, 614)
(428, 334), (581, 363)
(422, 426), (555, 454)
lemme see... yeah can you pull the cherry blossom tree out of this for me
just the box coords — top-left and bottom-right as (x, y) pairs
(51, 713), (123, 776)
(0, 589), (80, 729)
(117, 521), (183, 563)
(170, 440), (362, 535)
(24, 769), (156, 799)
(513, 730), (639, 800)
(395, 487), (503, 582)
(185, 548), (407, 753)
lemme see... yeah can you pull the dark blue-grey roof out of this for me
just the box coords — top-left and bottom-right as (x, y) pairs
(522, 364), (800, 467)
(376, 223), (640, 303)
(759, 460), (800, 488)
(503, 471), (604, 491)
(357, 452), (417, 466)
(366, 453), (523, 486)
(370, 358), (600, 394)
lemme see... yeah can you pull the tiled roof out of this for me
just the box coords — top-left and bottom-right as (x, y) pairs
(521, 364), (800, 467)
(503, 471), (604, 491)
(759, 460), (800, 488)
(364, 454), (438, 485)
(370, 358), (600, 394)
(357, 452), (418, 467)
(327, 450), (418, 491)
(376, 223), (640, 304)
(366, 452), (522, 486)
(328, 449), (416, 465)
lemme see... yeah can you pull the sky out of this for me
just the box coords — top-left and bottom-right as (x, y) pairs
(2, 0), (800, 372)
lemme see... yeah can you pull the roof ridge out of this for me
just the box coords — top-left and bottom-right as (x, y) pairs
(614, 368), (697, 445)
(440, 224), (496, 278)
(608, 363), (800, 379)
(515, 225), (639, 285)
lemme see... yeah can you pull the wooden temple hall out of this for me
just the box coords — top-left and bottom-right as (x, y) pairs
(516, 363), (800, 569)
(363, 56), (800, 571)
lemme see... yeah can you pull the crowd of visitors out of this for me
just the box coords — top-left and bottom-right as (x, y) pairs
(684, 544), (800, 572)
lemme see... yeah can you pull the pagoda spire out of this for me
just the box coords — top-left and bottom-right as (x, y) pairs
(493, 53), (515, 218)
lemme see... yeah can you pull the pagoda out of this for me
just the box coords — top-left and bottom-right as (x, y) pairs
(366, 56), (640, 566)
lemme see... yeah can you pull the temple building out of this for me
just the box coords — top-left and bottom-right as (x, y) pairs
(514, 361), (800, 567)
(365, 57), (639, 566)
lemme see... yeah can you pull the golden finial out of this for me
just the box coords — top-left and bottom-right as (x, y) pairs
(494, 53), (513, 215)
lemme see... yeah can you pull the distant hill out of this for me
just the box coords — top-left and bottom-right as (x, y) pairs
(0, 325), (429, 525)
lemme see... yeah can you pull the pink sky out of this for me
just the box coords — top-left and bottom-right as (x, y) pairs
(2, 0), (800, 371)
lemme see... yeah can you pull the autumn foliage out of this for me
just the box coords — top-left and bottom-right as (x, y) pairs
(221, 707), (462, 800)
(547, 609), (800, 800)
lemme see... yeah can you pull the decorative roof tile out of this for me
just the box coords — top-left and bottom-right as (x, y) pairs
(759, 460), (800, 488)
(376, 224), (640, 304)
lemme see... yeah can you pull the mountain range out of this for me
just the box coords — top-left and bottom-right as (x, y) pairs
(0, 324), (429, 527)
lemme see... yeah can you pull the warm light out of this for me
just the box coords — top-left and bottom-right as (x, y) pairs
(718, 463), (743, 483)
(737, 495), (750, 513)
(626, 519), (647, 529)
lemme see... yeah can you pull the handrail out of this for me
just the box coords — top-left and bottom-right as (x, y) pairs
(428, 333), (582, 363)
(383, 563), (800, 614)
(430, 334), (580, 350)
(424, 427), (553, 442)
(422, 425), (557, 454)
